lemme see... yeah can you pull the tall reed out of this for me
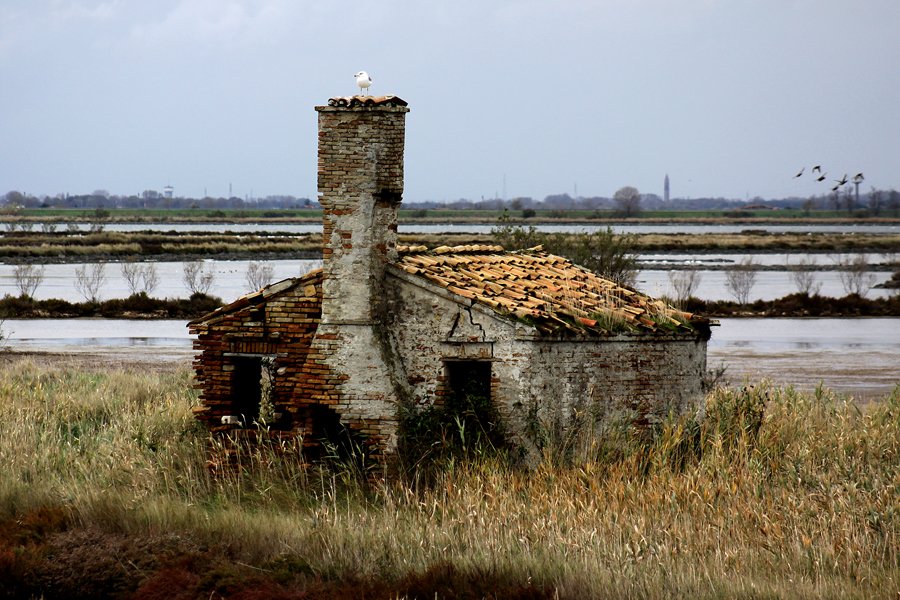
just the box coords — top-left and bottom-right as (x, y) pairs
(1, 360), (898, 598)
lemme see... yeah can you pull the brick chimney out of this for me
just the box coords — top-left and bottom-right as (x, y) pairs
(315, 96), (409, 322)
(310, 95), (410, 454)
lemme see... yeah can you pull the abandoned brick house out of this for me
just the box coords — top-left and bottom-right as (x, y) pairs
(188, 95), (712, 458)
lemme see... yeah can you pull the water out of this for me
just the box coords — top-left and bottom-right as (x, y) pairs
(2, 257), (893, 303)
(710, 318), (900, 400)
(3, 319), (192, 348)
(4, 317), (897, 400)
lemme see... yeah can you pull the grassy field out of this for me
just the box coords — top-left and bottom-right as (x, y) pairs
(1, 360), (898, 598)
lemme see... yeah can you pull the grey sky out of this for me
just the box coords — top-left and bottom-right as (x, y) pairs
(2, 0), (898, 203)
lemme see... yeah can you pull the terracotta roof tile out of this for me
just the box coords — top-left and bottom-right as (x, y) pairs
(396, 245), (703, 335)
(326, 95), (408, 108)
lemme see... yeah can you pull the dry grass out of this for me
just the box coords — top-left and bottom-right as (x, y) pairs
(0, 360), (898, 598)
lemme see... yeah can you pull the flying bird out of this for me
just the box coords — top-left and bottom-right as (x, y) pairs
(835, 174), (848, 186)
(854, 173), (864, 180)
(816, 172), (827, 182)
(812, 165), (821, 173)
(354, 71), (372, 95)
(793, 167), (805, 178)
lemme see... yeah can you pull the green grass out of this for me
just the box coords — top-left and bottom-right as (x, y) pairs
(0, 361), (898, 598)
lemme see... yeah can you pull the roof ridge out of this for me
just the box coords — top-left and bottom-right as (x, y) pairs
(326, 95), (408, 108)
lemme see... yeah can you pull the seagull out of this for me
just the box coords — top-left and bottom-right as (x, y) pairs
(354, 71), (372, 95)
(793, 167), (805, 178)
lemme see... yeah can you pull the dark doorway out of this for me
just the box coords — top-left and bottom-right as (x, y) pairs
(232, 357), (262, 423)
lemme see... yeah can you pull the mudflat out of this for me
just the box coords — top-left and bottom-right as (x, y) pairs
(0, 346), (194, 374)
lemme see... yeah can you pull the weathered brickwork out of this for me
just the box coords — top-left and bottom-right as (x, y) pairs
(188, 94), (710, 461)
(189, 272), (324, 435)
(384, 266), (707, 454)
(310, 97), (411, 454)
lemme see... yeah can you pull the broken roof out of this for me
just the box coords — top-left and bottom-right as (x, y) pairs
(187, 268), (323, 328)
(395, 244), (705, 336)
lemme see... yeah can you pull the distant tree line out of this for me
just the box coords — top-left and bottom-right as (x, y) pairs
(3, 188), (900, 216)
(374, 189), (900, 216)
(1, 190), (315, 211)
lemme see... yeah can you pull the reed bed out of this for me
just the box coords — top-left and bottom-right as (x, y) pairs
(1, 359), (898, 598)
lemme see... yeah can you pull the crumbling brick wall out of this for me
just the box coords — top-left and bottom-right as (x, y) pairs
(188, 271), (324, 436)
(309, 97), (411, 455)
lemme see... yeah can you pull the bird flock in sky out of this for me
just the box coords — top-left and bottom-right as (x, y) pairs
(793, 166), (863, 191)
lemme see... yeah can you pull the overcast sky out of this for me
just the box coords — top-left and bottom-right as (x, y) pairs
(2, 1), (898, 204)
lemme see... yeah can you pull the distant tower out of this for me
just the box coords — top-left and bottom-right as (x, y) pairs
(164, 185), (174, 198)
(664, 174), (670, 204)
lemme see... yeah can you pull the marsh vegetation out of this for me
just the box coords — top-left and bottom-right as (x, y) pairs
(1, 361), (898, 598)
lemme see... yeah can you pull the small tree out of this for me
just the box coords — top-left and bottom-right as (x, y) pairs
(612, 186), (642, 218)
(492, 211), (638, 286)
(183, 259), (215, 295)
(842, 187), (855, 213)
(13, 262), (45, 298)
(121, 260), (160, 296)
(75, 262), (107, 303)
(668, 265), (702, 303)
(556, 227), (639, 286)
(888, 190), (900, 218)
(245, 261), (275, 292)
(835, 254), (876, 297)
(142, 264), (160, 296)
(724, 258), (757, 304)
(301, 260), (324, 277)
(868, 187), (884, 216)
(787, 255), (821, 296)
(490, 209), (543, 251)
(801, 197), (817, 216)
(828, 191), (841, 211)
(121, 259), (142, 295)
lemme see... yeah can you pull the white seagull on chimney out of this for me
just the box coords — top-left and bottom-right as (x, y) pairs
(354, 71), (372, 95)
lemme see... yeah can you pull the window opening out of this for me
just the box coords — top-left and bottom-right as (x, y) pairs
(445, 361), (501, 449)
